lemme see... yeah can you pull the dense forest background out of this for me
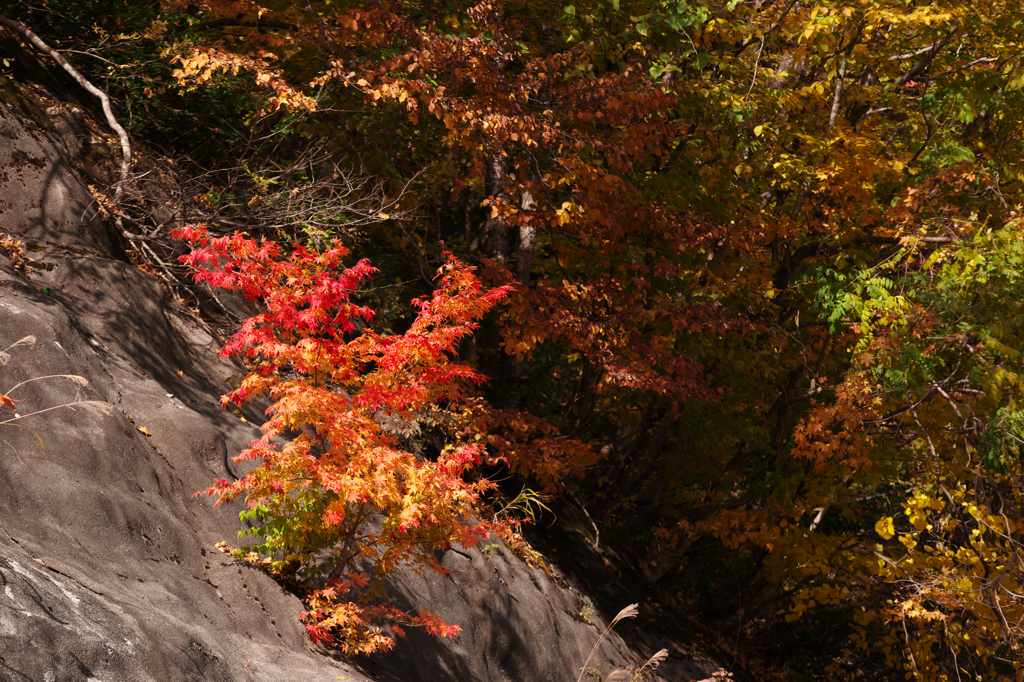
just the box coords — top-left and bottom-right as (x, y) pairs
(6, 0), (1024, 678)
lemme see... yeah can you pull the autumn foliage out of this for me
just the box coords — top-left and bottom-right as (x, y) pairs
(23, 0), (1024, 676)
(175, 224), (510, 651)
(160, 0), (1024, 674)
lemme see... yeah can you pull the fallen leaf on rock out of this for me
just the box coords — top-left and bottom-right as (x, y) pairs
(138, 426), (151, 436)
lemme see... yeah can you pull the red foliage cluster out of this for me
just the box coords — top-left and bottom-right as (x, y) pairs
(175, 225), (512, 651)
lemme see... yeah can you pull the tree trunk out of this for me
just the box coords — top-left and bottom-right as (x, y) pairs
(515, 188), (537, 285)
(480, 155), (511, 263)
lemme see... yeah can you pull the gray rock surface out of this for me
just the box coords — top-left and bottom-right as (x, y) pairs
(0, 71), (720, 682)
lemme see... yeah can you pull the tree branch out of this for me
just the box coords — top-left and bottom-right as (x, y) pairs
(201, 18), (303, 32)
(932, 57), (999, 79)
(894, 33), (953, 86)
(887, 42), (945, 62)
(0, 16), (131, 195)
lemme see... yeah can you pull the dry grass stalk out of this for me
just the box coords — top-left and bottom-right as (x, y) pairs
(629, 648), (669, 681)
(575, 603), (639, 682)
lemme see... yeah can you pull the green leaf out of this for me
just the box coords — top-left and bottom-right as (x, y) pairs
(564, 4), (576, 15)
(636, 21), (649, 36)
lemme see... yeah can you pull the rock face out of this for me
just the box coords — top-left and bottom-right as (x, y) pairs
(0, 70), (719, 682)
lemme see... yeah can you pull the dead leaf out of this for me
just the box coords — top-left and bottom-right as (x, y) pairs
(0, 394), (13, 410)
(138, 426), (151, 436)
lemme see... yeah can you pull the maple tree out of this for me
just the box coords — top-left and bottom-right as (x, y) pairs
(175, 224), (511, 652)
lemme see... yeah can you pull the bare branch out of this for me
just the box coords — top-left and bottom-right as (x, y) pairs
(0, 16), (131, 193)
(887, 43), (945, 62)
(932, 57), (999, 79)
(894, 34), (953, 86)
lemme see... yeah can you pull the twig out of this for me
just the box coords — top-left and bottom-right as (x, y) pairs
(932, 57), (998, 79)
(910, 406), (941, 483)
(744, 34), (766, 102)
(139, 241), (178, 285)
(58, 49), (118, 66)
(567, 491), (600, 548)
